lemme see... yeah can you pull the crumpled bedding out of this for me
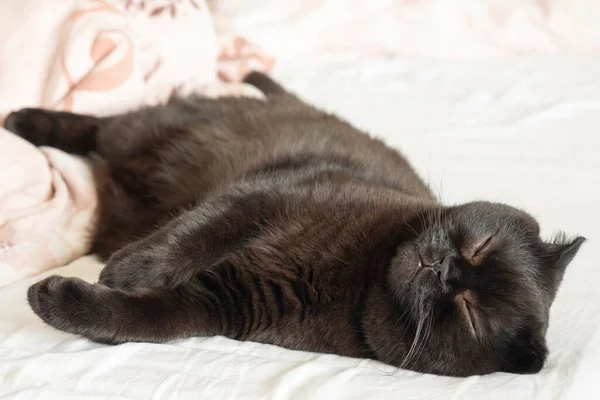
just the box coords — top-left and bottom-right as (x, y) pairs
(0, 56), (597, 399)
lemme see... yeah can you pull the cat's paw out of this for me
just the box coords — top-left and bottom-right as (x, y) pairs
(98, 261), (168, 290)
(27, 275), (98, 334)
(3, 108), (56, 146)
(98, 247), (174, 290)
(97, 265), (134, 290)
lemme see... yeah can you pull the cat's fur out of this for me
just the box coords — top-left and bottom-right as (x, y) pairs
(4, 72), (584, 376)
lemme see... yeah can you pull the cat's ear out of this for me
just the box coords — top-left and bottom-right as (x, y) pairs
(541, 234), (586, 282)
(500, 329), (548, 374)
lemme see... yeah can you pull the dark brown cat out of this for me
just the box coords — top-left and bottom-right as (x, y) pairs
(4, 72), (584, 377)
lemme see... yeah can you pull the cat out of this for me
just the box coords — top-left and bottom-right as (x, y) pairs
(4, 72), (585, 377)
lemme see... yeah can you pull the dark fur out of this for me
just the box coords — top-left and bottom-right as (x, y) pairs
(4, 72), (584, 376)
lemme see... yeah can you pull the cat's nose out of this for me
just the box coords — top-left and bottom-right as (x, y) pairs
(433, 256), (463, 286)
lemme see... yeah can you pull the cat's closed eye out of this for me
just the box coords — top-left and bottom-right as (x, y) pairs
(464, 233), (495, 264)
(456, 290), (480, 339)
(473, 234), (494, 257)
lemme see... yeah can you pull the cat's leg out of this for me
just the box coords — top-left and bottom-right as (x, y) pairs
(97, 190), (281, 290)
(3, 108), (108, 154)
(27, 275), (218, 344)
(28, 252), (291, 344)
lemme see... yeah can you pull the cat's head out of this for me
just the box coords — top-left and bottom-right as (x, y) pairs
(389, 201), (585, 376)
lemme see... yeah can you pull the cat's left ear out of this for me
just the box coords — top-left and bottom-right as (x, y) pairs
(542, 235), (586, 283)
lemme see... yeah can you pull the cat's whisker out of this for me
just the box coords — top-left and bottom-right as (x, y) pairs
(418, 317), (439, 374)
(400, 295), (431, 369)
(402, 220), (419, 237)
(413, 299), (435, 367)
(399, 318), (423, 369)
(438, 177), (446, 205)
(416, 211), (427, 235)
(411, 312), (433, 370)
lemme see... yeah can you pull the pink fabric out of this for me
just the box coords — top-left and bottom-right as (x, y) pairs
(0, 136), (98, 285)
(0, 0), (271, 286)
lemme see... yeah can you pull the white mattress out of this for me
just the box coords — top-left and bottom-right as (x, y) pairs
(1, 56), (598, 399)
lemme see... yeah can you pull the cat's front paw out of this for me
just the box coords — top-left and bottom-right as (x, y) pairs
(3, 108), (56, 146)
(98, 265), (134, 290)
(98, 261), (168, 290)
(98, 247), (174, 290)
(27, 275), (98, 334)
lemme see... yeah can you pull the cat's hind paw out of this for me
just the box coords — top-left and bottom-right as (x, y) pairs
(4, 108), (56, 146)
(28, 275), (100, 335)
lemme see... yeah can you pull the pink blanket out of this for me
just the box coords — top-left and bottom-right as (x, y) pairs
(0, 0), (272, 286)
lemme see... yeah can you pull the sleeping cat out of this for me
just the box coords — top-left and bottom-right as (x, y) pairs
(4, 72), (584, 377)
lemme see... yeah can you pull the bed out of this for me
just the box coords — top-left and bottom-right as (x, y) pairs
(0, 55), (598, 399)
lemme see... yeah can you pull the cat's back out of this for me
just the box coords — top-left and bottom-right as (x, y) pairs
(105, 95), (432, 200)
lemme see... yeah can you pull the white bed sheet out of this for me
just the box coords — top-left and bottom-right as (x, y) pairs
(0, 56), (598, 399)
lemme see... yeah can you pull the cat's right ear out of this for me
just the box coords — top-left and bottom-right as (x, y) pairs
(541, 234), (586, 285)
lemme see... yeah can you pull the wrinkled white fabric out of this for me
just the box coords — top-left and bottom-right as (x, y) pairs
(213, 0), (600, 57)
